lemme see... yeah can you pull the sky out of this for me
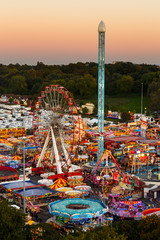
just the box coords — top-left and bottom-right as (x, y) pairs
(0, 0), (160, 65)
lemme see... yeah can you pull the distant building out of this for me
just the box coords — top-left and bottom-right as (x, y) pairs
(81, 103), (95, 114)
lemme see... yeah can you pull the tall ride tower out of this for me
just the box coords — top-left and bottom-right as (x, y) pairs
(97, 20), (106, 161)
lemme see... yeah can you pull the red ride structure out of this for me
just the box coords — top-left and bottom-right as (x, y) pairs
(32, 85), (81, 174)
(92, 150), (122, 174)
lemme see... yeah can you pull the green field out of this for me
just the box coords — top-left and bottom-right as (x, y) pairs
(106, 95), (149, 113)
(81, 94), (149, 114)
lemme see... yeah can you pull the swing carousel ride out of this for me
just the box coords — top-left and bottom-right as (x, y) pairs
(32, 85), (82, 174)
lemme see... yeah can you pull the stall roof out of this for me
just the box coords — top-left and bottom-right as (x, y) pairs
(138, 139), (160, 144)
(149, 186), (160, 192)
(145, 184), (156, 189)
(105, 136), (143, 143)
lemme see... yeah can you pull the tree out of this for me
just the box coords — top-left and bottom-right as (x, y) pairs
(147, 74), (160, 111)
(141, 72), (158, 93)
(0, 201), (61, 240)
(9, 97), (14, 104)
(30, 78), (43, 95)
(121, 111), (131, 122)
(137, 215), (160, 240)
(113, 219), (139, 240)
(149, 89), (160, 111)
(116, 75), (134, 96)
(25, 69), (37, 91)
(8, 75), (27, 95)
(66, 79), (76, 93)
(82, 107), (89, 114)
(7, 68), (19, 78)
(88, 64), (98, 78)
(93, 106), (98, 115)
(27, 223), (61, 240)
(107, 73), (122, 96)
(77, 74), (96, 99)
(62, 225), (127, 240)
(0, 201), (26, 240)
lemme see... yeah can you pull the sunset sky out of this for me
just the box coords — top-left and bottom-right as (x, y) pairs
(0, 0), (160, 65)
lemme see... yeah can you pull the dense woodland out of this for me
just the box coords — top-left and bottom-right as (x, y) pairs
(0, 61), (160, 112)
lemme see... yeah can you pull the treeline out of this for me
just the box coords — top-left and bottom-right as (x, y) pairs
(0, 61), (160, 111)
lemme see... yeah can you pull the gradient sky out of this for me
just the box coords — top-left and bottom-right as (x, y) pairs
(0, 0), (160, 65)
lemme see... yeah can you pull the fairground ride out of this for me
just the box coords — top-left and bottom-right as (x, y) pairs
(85, 149), (122, 183)
(32, 85), (81, 174)
(88, 150), (145, 199)
(92, 149), (122, 174)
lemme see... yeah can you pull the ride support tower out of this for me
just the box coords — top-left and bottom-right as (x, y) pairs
(97, 20), (106, 161)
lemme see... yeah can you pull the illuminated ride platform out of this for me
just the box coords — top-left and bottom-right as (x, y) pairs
(49, 198), (108, 221)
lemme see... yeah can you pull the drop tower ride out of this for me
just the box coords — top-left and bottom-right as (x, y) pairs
(97, 20), (106, 161)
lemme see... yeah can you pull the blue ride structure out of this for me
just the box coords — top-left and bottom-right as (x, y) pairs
(97, 21), (106, 161)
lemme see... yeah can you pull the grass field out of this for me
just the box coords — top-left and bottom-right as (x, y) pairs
(81, 94), (149, 113)
(107, 95), (149, 113)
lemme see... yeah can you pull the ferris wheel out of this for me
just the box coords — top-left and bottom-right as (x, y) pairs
(32, 85), (81, 174)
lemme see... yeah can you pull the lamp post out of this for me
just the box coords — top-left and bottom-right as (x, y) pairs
(141, 82), (143, 116)
(22, 138), (26, 214)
